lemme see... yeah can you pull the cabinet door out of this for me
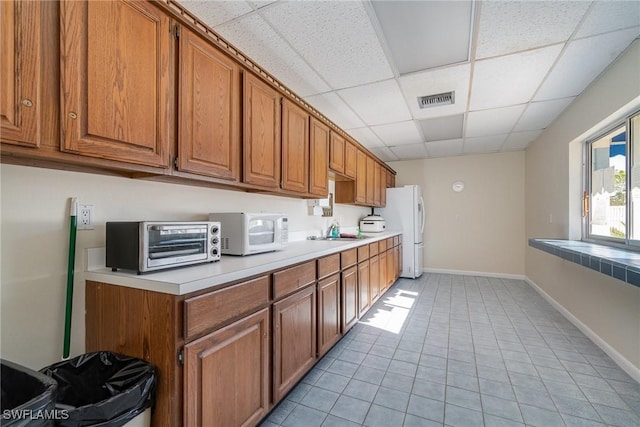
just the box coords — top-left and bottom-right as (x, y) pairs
(356, 149), (367, 204)
(178, 27), (240, 181)
(273, 285), (317, 402)
(379, 250), (388, 294)
(366, 156), (375, 206)
(386, 249), (394, 288)
(344, 141), (357, 179)
(341, 265), (358, 333)
(358, 261), (370, 317)
(309, 118), (329, 197)
(243, 72), (280, 188)
(281, 99), (309, 193)
(374, 163), (382, 207)
(329, 132), (345, 174)
(60, 0), (171, 167)
(381, 169), (387, 207)
(184, 308), (270, 427)
(393, 245), (400, 282)
(1, 1), (42, 147)
(369, 255), (380, 305)
(317, 274), (341, 356)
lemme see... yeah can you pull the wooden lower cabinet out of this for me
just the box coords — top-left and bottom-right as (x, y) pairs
(184, 308), (270, 427)
(85, 238), (402, 427)
(369, 255), (380, 305)
(379, 251), (388, 294)
(317, 274), (341, 356)
(358, 260), (370, 316)
(341, 265), (358, 333)
(386, 248), (395, 288)
(273, 285), (317, 402)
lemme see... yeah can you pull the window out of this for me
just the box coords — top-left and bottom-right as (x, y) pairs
(585, 110), (640, 246)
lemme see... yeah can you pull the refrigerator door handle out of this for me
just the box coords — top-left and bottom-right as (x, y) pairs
(419, 196), (425, 234)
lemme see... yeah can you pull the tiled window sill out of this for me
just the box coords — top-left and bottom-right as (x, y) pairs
(529, 238), (640, 288)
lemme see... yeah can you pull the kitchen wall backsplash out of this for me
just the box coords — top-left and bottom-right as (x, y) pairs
(0, 164), (369, 369)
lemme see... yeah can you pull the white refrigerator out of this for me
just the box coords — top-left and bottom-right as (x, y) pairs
(375, 185), (424, 279)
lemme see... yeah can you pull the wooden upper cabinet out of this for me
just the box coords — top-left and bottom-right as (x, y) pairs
(373, 162), (382, 207)
(243, 72), (281, 188)
(177, 26), (240, 181)
(356, 149), (367, 204)
(1, 1), (42, 147)
(60, 0), (172, 167)
(366, 156), (375, 206)
(329, 132), (345, 174)
(281, 99), (309, 193)
(309, 118), (330, 197)
(381, 169), (387, 207)
(344, 141), (357, 179)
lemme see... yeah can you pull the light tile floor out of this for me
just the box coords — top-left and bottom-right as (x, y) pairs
(261, 274), (640, 427)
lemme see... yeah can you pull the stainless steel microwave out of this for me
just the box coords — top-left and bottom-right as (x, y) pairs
(106, 221), (221, 273)
(208, 212), (288, 255)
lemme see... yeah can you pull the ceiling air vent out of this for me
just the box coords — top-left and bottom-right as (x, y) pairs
(418, 91), (455, 109)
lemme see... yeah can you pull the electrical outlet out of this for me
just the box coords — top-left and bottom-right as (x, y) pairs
(77, 204), (94, 230)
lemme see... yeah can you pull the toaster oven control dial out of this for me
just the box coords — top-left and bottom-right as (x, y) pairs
(211, 225), (219, 234)
(211, 237), (219, 245)
(211, 248), (219, 256)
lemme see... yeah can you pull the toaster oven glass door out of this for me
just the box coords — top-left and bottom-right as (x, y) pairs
(146, 224), (209, 267)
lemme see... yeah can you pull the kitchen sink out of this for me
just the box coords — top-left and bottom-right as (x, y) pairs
(306, 236), (371, 241)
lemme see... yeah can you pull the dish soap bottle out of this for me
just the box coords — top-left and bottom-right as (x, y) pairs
(330, 220), (340, 238)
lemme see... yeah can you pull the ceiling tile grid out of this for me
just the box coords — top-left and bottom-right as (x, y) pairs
(179, 0), (640, 161)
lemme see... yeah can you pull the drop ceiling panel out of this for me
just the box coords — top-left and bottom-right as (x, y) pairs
(475, 2), (589, 59)
(513, 98), (574, 132)
(371, 121), (422, 146)
(261, 1), (393, 89)
(470, 45), (563, 111)
(304, 93), (365, 130)
(346, 127), (385, 149)
(399, 63), (471, 120)
(466, 105), (526, 138)
(503, 130), (543, 151)
(419, 114), (464, 142)
(248, 1), (277, 10)
(369, 146), (399, 162)
(338, 80), (412, 126)
(389, 143), (428, 160)
(371, 1), (473, 74)
(575, 1), (640, 39)
(463, 135), (508, 154)
(216, 14), (330, 97)
(425, 139), (463, 158)
(180, 1), (253, 27)
(534, 28), (640, 102)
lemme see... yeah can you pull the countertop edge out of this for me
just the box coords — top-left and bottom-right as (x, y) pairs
(85, 231), (402, 295)
(529, 238), (640, 288)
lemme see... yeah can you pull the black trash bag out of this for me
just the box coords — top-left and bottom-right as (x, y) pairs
(39, 352), (156, 427)
(1, 358), (58, 427)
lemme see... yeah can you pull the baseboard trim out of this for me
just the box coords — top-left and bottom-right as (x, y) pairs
(423, 268), (526, 281)
(525, 276), (640, 383)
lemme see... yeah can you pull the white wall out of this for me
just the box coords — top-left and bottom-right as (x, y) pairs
(388, 150), (525, 277)
(0, 164), (369, 369)
(526, 40), (640, 372)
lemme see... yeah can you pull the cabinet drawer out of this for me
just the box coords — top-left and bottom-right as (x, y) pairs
(318, 254), (340, 279)
(369, 241), (379, 256)
(273, 261), (316, 299)
(184, 275), (270, 341)
(393, 236), (399, 247)
(357, 244), (369, 262)
(387, 237), (394, 248)
(341, 248), (357, 268)
(378, 239), (387, 252)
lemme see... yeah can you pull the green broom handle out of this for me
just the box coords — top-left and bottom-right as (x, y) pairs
(63, 198), (77, 359)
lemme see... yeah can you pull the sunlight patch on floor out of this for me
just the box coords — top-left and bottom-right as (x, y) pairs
(360, 288), (418, 334)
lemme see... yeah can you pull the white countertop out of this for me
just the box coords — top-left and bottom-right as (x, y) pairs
(84, 231), (401, 295)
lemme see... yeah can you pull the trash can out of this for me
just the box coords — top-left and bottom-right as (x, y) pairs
(1, 358), (58, 427)
(39, 352), (156, 427)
